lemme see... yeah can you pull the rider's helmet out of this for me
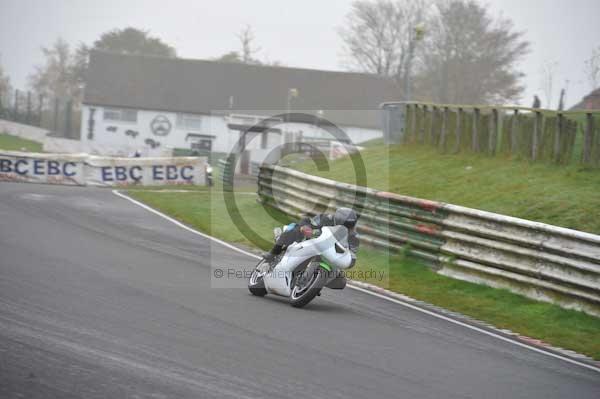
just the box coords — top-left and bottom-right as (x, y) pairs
(334, 207), (358, 229)
(310, 213), (334, 227)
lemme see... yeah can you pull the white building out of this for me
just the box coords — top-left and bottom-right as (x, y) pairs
(80, 51), (399, 167)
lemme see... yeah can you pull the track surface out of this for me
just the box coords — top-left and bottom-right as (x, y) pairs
(0, 182), (598, 398)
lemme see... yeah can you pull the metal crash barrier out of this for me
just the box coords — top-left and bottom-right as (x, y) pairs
(257, 164), (600, 317)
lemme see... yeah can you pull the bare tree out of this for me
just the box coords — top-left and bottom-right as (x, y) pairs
(237, 25), (261, 64)
(215, 26), (283, 66)
(539, 60), (558, 109)
(584, 46), (600, 91)
(338, 0), (430, 98)
(416, 0), (529, 104)
(0, 55), (12, 114)
(28, 38), (82, 103)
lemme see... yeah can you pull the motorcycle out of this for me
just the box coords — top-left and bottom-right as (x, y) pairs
(248, 225), (354, 307)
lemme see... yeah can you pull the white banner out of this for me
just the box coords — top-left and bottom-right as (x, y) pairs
(0, 151), (206, 187)
(0, 151), (86, 185)
(85, 156), (206, 187)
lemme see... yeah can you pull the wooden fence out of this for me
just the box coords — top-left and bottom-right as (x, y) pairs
(382, 102), (600, 167)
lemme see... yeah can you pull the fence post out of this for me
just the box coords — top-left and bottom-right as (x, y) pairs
(453, 108), (462, 153)
(553, 113), (563, 163)
(488, 108), (498, 155)
(419, 105), (427, 143)
(472, 108), (480, 152)
(14, 89), (19, 121)
(511, 109), (519, 155)
(410, 104), (417, 143)
(429, 106), (437, 144)
(532, 111), (541, 161)
(65, 100), (73, 138)
(26, 91), (32, 124)
(53, 97), (59, 133)
(582, 112), (594, 165)
(37, 94), (44, 127)
(439, 106), (448, 152)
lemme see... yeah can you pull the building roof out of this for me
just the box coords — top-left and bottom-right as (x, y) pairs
(83, 51), (400, 128)
(584, 87), (600, 99)
(570, 87), (600, 110)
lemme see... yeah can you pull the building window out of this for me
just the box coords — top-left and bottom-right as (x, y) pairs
(103, 107), (138, 123)
(177, 113), (202, 130)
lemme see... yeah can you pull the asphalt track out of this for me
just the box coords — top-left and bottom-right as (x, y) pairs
(0, 182), (599, 398)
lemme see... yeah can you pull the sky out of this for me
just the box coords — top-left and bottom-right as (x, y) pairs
(1, 0), (599, 108)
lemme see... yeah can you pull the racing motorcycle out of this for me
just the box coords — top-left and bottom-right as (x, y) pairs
(248, 225), (354, 307)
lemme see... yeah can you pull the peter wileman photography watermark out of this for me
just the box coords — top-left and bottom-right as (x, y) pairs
(213, 266), (387, 283)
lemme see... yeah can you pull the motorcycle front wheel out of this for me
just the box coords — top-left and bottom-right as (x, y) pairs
(289, 263), (327, 308)
(248, 259), (268, 297)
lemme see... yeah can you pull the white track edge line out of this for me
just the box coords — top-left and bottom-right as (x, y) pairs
(112, 189), (600, 374)
(347, 285), (599, 373)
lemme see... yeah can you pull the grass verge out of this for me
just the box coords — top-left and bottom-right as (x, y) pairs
(127, 187), (600, 360)
(0, 132), (43, 152)
(293, 143), (600, 235)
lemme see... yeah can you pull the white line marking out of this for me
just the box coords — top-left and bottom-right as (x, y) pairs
(112, 189), (600, 374)
(347, 285), (600, 373)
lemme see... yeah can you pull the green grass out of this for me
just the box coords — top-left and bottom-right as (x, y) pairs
(127, 187), (600, 360)
(294, 143), (600, 235)
(0, 132), (43, 152)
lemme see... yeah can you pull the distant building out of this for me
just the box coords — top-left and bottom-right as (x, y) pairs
(570, 87), (600, 111)
(583, 88), (600, 110)
(81, 51), (399, 160)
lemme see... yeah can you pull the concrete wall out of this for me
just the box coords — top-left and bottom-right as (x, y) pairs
(0, 119), (50, 142)
(44, 137), (85, 154)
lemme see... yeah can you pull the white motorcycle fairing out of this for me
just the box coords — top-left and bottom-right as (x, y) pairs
(263, 226), (353, 297)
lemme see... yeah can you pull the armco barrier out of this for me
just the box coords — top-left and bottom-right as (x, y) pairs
(218, 158), (233, 183)
(257, 164), (600, 316)
(0, 150), (206, 187)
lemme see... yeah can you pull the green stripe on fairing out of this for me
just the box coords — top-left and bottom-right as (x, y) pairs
(319, 262), (331, 271)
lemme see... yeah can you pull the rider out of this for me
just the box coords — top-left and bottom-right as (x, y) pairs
(263, 207), (359, 263)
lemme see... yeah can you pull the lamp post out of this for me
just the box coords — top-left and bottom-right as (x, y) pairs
(287, 88), (298, 121)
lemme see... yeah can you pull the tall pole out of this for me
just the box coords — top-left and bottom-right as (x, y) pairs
(402, 25), (425, 101)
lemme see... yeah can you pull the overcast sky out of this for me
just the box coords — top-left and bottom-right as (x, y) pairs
(1, 0), (599, 108)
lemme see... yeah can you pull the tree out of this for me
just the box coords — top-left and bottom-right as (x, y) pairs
(28, 38), (82, 102)
(36, 28), (177, 104)
(338, 0), (430, 97)
(74, 27), (177, 86)
(0, 56), (12, 114)
(539, 60), (557, 109)
(237, 25), (261, 64)
(215, 25), (270, 65)
(215, 51), (244, 63)
(91, 27), (176, 58)
(584, 46), (600, 91)
(415, 0), (529, 104)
